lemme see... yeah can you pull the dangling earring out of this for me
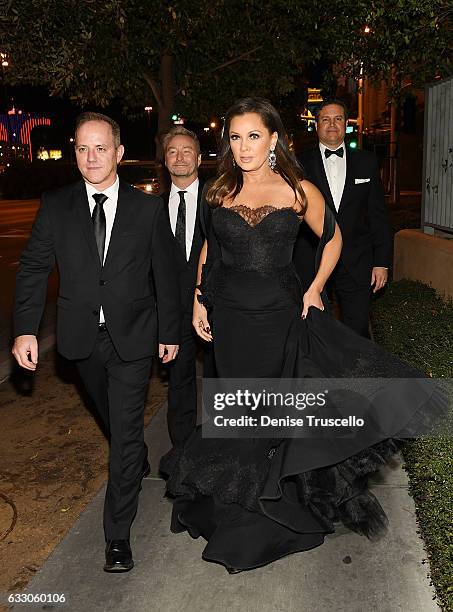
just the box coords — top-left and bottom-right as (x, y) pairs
(232, 157), (236, 168)
(268, 148), (277, 171)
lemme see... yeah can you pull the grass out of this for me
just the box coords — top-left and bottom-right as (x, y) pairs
(371, 279), (453, 611)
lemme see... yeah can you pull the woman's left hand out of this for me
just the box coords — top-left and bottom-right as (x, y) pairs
(301, 287), (324, 319)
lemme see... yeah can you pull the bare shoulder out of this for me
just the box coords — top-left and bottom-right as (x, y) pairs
(298, 180), (325, 222)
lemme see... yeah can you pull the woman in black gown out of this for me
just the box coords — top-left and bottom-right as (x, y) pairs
(160, 97), (443, 573)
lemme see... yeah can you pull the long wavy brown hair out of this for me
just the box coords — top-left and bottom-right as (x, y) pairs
(206, 97), (306, 212)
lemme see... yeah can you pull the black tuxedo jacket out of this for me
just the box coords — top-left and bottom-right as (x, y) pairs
(294, 146), (392, 289)
(161, 180), (207, 313)
(14, 179), (181, 361)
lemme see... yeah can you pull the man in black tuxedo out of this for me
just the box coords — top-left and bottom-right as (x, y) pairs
(12, 112), (180, 572)
(161, 127), (212, 448)
(295, 98), (392, 337)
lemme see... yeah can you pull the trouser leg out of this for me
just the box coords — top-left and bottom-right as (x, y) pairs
(75, 337), (110, 437)
(76, 328), (151, 540)
(167, 311), (197, 447)
(333, 266), (371, 338)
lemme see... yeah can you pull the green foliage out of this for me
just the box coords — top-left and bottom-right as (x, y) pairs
(1, 1), (452, 120)
(403, 437), (453, 612)
(1, 0), (317, 120)
(372, 280), (453, 377)
(372, 280), (453, 611)
(326, 0), (453, 94)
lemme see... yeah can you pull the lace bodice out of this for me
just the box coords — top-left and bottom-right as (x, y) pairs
(222, 204), (302, 228)
(198, 205), (304, 308)
(212, 205), (302, 270)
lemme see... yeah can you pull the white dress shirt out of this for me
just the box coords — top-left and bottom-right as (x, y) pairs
(85, 175), (119, 323)
(168, 178), (199, 261)
(319, 142), (346, 212)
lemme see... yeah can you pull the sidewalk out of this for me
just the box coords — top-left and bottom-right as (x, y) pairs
(10, 401), (439, 612)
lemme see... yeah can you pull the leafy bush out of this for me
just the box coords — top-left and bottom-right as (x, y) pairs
(372, 280), (453, 611)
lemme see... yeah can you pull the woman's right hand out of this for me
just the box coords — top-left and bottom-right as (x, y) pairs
(301, 286), (325, 319)
(193, 294), (213, 342)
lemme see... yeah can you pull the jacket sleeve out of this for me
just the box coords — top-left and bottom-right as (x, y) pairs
(150, 201), (181, 345)
(13, 195), (56, 337)
(367, 154), (393, 267)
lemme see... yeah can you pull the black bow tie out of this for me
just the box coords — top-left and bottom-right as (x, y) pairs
(324, 147), (344, 159)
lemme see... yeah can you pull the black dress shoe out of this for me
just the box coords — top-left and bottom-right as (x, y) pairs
(226, 567), (243, 574)
(104, 539), (134, 572)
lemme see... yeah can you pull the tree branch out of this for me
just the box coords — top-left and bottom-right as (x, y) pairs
(208, 46), (263, 73)
(142, 71), (163, 108)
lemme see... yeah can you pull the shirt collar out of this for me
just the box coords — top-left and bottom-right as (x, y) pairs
(170, 177), (199, 199)
(85, 175), (119, 202)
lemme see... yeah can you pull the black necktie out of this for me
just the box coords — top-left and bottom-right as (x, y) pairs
(175, 191), (187, 258)
(324, 147), (344, 159)
(92, 193), (107, 263)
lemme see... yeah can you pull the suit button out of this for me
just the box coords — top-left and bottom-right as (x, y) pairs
(100, 280), (107, 286)
(92, 309), (99, 316)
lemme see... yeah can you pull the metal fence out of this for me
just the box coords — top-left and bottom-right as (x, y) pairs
(422, 76), (453, 233)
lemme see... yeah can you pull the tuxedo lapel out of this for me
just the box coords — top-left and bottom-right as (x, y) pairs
(161, 191), (171, 225)
(338, 148), (355, 213)
(163, 188), (188, 264)
(187, 181), (204, 263)
(311, 149), (336, 214)
(103, 181), (134, 268)
(74, 180), (102, 268)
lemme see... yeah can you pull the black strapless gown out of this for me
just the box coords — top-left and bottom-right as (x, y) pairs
(160, 205), (444, 571)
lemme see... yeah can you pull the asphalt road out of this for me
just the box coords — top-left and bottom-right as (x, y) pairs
(0, 198), (57, 355)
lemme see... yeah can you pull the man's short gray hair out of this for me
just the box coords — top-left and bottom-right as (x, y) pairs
(162, 126), (201, 155)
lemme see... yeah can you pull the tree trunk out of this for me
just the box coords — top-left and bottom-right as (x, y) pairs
(155, 53), (175, 160)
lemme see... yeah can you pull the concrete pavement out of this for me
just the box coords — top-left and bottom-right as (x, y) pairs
(10, 402), (439, 612)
